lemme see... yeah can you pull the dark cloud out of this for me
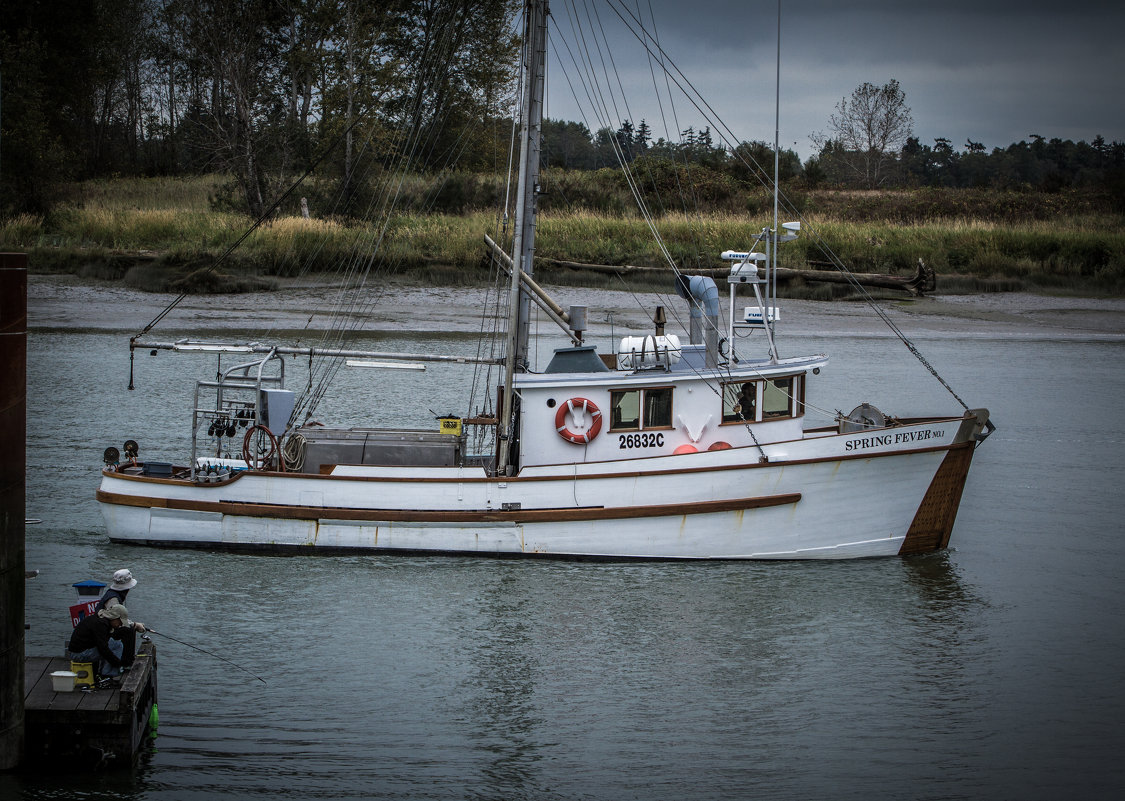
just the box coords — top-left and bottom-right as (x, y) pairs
(546, 0), (1125, 158)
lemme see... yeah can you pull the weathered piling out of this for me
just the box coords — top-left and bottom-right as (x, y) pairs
(0, 253), (28, 770)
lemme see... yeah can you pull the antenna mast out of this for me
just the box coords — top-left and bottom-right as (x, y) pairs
(771, 0), (781, 361)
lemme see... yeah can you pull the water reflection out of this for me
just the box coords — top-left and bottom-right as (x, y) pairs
(465, 566), (547, 798)
(11, 327), (1125, 799)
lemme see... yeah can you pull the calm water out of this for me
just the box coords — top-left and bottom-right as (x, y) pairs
(7, 306), (1125, 799)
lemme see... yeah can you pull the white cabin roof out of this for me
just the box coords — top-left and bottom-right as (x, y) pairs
(513, 352), (828, 390)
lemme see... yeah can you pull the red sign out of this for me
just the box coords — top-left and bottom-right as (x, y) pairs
(70, 600), (98, 627)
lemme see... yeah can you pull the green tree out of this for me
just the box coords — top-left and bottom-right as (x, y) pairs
(635, 119), (651, 152)
(380, 0), (519, 172)
(1, 0), (152, 210)
(615, 120), (637, 162)
(729, 141), (802, 185)
(542, 119), (596, 169)
(174, 0), (291, 217)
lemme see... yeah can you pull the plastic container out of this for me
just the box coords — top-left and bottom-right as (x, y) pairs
(70, 661), (94, 687)
(50, 670), (77, 692)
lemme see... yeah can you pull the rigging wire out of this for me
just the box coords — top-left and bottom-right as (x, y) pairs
(553, 0), (973, 414)
(550, 1), (900, 437)
(128, 2), (525, 442)
(551, 0), (720, 354)
(134, 0), (975, 451)
(289, 6), (522, 427)
(130, 108), (374, 344)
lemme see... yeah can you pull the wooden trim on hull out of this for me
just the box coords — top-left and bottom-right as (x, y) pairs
(96, 489), (802, 524)
(101, 432), (967, 488)
(898, 443), (976, 555)
(98, 538), (760, 562)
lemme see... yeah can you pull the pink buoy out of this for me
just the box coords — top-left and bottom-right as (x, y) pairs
(673, 444), (698, 455)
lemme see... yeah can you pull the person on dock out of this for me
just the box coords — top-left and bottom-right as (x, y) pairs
(67, 604), (133, 680)
(96, 568), (137, 611)
(95, 568), (146, 667)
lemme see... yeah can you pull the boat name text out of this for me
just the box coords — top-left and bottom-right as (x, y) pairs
(845, 428), (945, 451)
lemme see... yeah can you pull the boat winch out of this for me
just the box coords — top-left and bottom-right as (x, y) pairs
(838, 403), (888, 433)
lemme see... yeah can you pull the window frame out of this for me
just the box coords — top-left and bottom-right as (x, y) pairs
(720, 380), (759, 425)
(761, 374), (804, 420)
(608, 386), (675, 432)
(721, 374), (805, 423)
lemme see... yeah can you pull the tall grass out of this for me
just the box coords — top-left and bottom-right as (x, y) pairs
(4, 175), (1123, 295)
(791, 218), (1125, 290)
(66, 175), (222, 212)
(0, 214), (44, 248)
(43, 206), (245, 251)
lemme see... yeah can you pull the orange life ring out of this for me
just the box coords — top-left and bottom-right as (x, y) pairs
(555, 397), (603, 444)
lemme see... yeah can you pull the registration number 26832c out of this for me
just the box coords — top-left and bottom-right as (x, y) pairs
(618, 432), (665, 449)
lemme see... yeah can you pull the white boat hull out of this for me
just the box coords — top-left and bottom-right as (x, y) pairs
(97, 413), (986, 560)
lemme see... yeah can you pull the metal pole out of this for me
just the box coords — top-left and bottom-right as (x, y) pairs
(0, 253), (27, 770)
(498, 0), (548, 476)
(771, 0), (781, 361)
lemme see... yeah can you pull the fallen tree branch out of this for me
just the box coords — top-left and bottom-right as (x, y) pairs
(539, 256), (936, 296)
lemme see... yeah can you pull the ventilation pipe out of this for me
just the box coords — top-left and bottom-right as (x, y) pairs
(675, 275), (720, 368)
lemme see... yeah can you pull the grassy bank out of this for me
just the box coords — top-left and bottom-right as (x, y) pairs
(2, 174), (1123, 296)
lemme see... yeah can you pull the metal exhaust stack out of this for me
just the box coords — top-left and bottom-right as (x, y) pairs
(675, 274), (720, 368)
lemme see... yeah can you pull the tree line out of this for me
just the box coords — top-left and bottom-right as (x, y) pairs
(3, 5), (1122, 220)
(803, 80), (1124, 195)
(1, 0), (521, 216)
(544, 82), (1124, 199)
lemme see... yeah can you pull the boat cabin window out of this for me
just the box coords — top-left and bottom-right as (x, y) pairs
(762, 375), (804, 419)
(610, 387), (673, 431)
(721, 381), (758, 423)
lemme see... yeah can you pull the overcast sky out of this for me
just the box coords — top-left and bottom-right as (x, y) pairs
(543, 0), (1125, 160)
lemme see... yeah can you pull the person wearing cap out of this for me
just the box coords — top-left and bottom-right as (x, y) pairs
(95, 569), (147, 667)
(67, 604), (133, 680)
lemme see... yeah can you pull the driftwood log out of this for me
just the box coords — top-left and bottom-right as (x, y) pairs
(540, 257), (936, 297)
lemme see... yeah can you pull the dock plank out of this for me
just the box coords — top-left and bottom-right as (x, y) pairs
(22, 641), (158, 768)
(25, 658), (111, 711)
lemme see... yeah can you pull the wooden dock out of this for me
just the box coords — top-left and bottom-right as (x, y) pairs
(23, 640), (158, 768)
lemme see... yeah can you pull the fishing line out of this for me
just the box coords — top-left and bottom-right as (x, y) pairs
(146, 629), (267, 684)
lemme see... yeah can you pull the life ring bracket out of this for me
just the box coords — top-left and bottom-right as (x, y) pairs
(554, 397), (603, 445)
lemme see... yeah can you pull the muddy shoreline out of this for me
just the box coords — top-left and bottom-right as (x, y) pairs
(26, 273), (1125, 341)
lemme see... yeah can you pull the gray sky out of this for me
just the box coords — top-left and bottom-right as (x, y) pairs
(544, 0), (1125, 160)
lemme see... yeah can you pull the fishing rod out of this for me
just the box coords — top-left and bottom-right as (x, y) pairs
(146, 629), (267, 684)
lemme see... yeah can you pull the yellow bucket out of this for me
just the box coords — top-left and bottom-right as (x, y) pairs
(70, 661), (94, 687)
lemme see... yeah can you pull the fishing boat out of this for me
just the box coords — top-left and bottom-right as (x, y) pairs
(96, 0), (992, 559)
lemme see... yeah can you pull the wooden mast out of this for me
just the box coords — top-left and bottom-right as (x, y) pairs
(498, 0), (547, 476)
